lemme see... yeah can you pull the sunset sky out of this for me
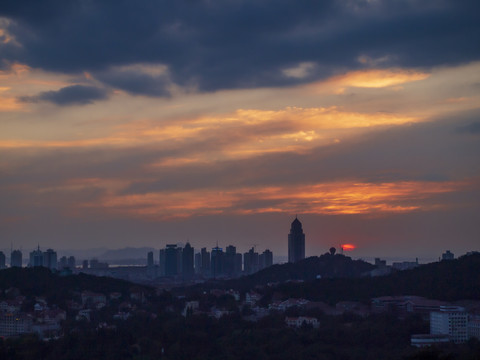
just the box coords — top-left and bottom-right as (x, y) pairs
(1, 1), (479, 260)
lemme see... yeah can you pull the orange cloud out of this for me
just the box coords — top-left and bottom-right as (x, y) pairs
(0, 106), (418, 158)
(441, 97), (470, 104)
(305, 68), (430, 95)
(77, 180), (464, 220)
(0, 97), (24, 111)
(0, 63), (31, 80)
(330, 69), (430, 88)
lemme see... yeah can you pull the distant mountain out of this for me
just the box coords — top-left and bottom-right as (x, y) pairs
(98, 247), (156, 261)
(57, 247), (109, 260)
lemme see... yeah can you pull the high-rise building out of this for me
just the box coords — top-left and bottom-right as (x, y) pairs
(194, 252), (202, 274)
(29, 246), (44, 267)
(182, 243), (194, 280)
(224, 245), (236, 276)
(159, 249), (166, 276)
(176, 246), (183, 275)
(430, 306), (468, 344)
(244, 247), (259, 274)
(200, 248), (210, 276)
(211, 246), (224, 278)
(90, 258), (98, 268)
(234, 253), (242, 275)
(0, 251), (5, 269)
(82, 260), (88, 269)
(165, 244), (178, 276)
(58, 256), (68, 269)
(259, 249), (273, 269)
(11, 250), (22, 267)
(67, 256), (76, 269)
(147, 251), (154, 267)
(43, 249), (57, 270)
(288, 217), (305, 263)
(89, 258), (108, 269)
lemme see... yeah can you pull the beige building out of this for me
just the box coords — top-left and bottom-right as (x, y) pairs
(430, 306), (468, 344)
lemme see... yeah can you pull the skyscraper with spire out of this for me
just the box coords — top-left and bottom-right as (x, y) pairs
(288, 216), (305, 263)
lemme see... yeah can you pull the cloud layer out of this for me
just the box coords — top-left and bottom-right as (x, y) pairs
(20, 85), (109, 106)
(0, 1), (479, 258)
(1, 0), (479, 96)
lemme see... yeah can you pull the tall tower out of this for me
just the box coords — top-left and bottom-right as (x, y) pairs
(288, 216), (305, 263)
(29, 246), (44, 267)
(11, 250), (22, 267)
(0, 251), (5, 269)
(182, 242), (194, 280)
(210, 246), (224, 278)
(165, 244), (178, 276)
(43, 249), (57, 270)
(147, 251), (154, 267)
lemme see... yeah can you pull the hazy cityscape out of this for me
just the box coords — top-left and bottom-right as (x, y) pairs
(0, 217), (461, 284)
(1, 218), (479, 352)
(1, 0), (480, 358)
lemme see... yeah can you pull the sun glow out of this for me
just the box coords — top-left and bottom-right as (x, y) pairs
(329, 69), (430, 88)
(341, 244), (356, 251)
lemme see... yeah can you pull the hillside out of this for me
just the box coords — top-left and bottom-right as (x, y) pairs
(179, 253), (374, 294)
(0, 267), (152, 305)
(261, 253), (480, 304)
(247, 253), (374, 282)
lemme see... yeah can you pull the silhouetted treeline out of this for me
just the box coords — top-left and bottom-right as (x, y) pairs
(0, 267), (152, 306)
(1, 310), (479, 360)
(249, 253), (374, 281)
(267, 253), (480, 304)
(179, 253), (375, 295)
(181, 253), (480, 303)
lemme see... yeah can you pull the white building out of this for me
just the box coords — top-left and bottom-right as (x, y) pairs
(430, 306), (468, 344)
(468, 315), (480, 340)
(411, 334), (450, 348)
(0, 313), (33, 337)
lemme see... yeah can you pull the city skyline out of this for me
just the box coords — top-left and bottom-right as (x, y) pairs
(0, 241), (464, 267)
(1, 1), (480, 259)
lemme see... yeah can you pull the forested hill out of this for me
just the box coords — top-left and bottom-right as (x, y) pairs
(0, 267), (151, 304)
(259, 253), (480, 304)
(184, 253), (376, 293)
(380, 252), (480, 300)
(247, 253), (375, 283)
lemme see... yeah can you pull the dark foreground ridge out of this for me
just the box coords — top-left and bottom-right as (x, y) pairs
(246, 253), (375, 282)
(1, 254), (479, 359)
(0, 266), (153, 307)
(182, 253), (480, 303)
(261, 253), (480, 305)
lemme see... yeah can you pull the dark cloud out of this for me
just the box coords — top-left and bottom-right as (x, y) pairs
(19, 85), (109, 106)
(456, 122), (480, 134)
(95, 68), (171, 97)
(1, 0), (479, 94)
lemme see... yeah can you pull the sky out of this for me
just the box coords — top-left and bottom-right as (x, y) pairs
(1, 0), (479, 260)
